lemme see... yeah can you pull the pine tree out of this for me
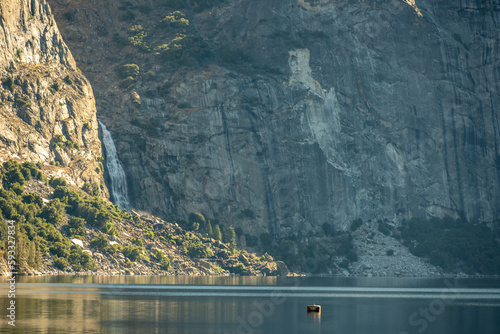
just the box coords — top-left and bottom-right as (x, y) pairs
(28, 240), (36, 268)
(34, 238), (43, 270)
(214, 225), (222, 241)
(207, 221), (213, 237)
(226, 226), (236, 251)
(16, 234), (28, 272)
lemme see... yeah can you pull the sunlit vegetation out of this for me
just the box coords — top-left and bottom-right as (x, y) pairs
(90, 233), (114, 254)
(127, 25), (150, 52)
(122, 245), (141, 261)
(81, 182), (100, 196)
(160, 11), (189, 31)
(156, 33), (211, 67)
(122, 8), (212, 69)
(0, 160), (255, 274)
(63, 75), (73, 85)
(0, 160), (134, 272)
(0, 160), (95, 272)
(155, 249), (171, 270)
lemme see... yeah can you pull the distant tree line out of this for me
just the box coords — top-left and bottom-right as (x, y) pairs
(399, 216), (500, 275)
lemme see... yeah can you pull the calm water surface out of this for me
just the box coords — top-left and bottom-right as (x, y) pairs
(1, 276), (499, 333)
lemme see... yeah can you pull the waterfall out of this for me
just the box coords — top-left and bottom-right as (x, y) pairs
(99, 121), (130, 211)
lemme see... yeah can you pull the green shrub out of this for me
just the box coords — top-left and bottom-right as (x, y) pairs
(337, 235), (354, 255)
(49, 177), (67, 188)
(213, 225), (222, 241)
(68, 217), (86, 237)
(339, 259), (349, 269)
(177, 102), (190, 108)
(122, 245), (141, 261)
(23, 193), (43, 208)
(119, 10), (136, 22)
(50, 241), (70, 258)
(154, 249), (163, 260)
(160, 11), (189, 30)
(118, 64), (140, 79)
(90, 233), (114, 253)
(145, 230), (154, 239)
(225, 226), (236, 251)
(188, 242), (214, 258)
(3, 161), (26, 186)
(64, 75), (73, 85)
(131, 237), (143, 247)
(53, 256), (69, 270)
(161, 257), (171, 270)
(10, 183), (24, 196)
(155, 34), (211, 67)
(138, 4), (152, 14)
(68, 245), (94, 271)
(51, 82), (60, 92)
(103, 222), (118, 236)
(321, 222), (337, 236)
(2, 77), (14, 90)
(81, 183), (99, 196)
(39, 199), (66, 226)
(127, 25), (150, 52)
(22, 161), (41, 179)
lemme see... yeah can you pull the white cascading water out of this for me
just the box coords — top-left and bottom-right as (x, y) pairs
(99, 121), (130, 211)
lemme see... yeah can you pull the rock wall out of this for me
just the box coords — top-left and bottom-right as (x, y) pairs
(0, 0), (104, 190)
(47, 0), (500, 239)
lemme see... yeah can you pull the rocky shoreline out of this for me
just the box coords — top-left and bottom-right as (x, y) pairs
(0, 211), (291, 277)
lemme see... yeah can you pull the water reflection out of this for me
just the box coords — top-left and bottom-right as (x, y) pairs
(0, 276), (499, 334)
(307, 311), (322, 326)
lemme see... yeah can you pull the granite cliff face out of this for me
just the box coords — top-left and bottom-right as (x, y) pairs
(0, 0), (104, 189)
(47, 0), (500, 242)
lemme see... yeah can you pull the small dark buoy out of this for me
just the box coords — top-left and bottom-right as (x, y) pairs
(307, 304), (321, 313)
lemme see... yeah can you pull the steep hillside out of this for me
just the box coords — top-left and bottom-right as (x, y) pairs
(0, 160), (288, 276)
(0, 0), (104, 190)
(45, 0), (500, 273)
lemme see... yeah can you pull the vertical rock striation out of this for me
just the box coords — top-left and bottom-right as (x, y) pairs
(47, 0), (500, 238)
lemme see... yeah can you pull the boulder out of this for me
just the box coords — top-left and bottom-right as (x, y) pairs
(275, 261), (290, 276)
(238, 253), (250, 266)
(71, 238), (84, 248)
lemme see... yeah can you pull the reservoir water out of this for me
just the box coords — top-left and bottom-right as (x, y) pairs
(1, 276), (499, 333)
